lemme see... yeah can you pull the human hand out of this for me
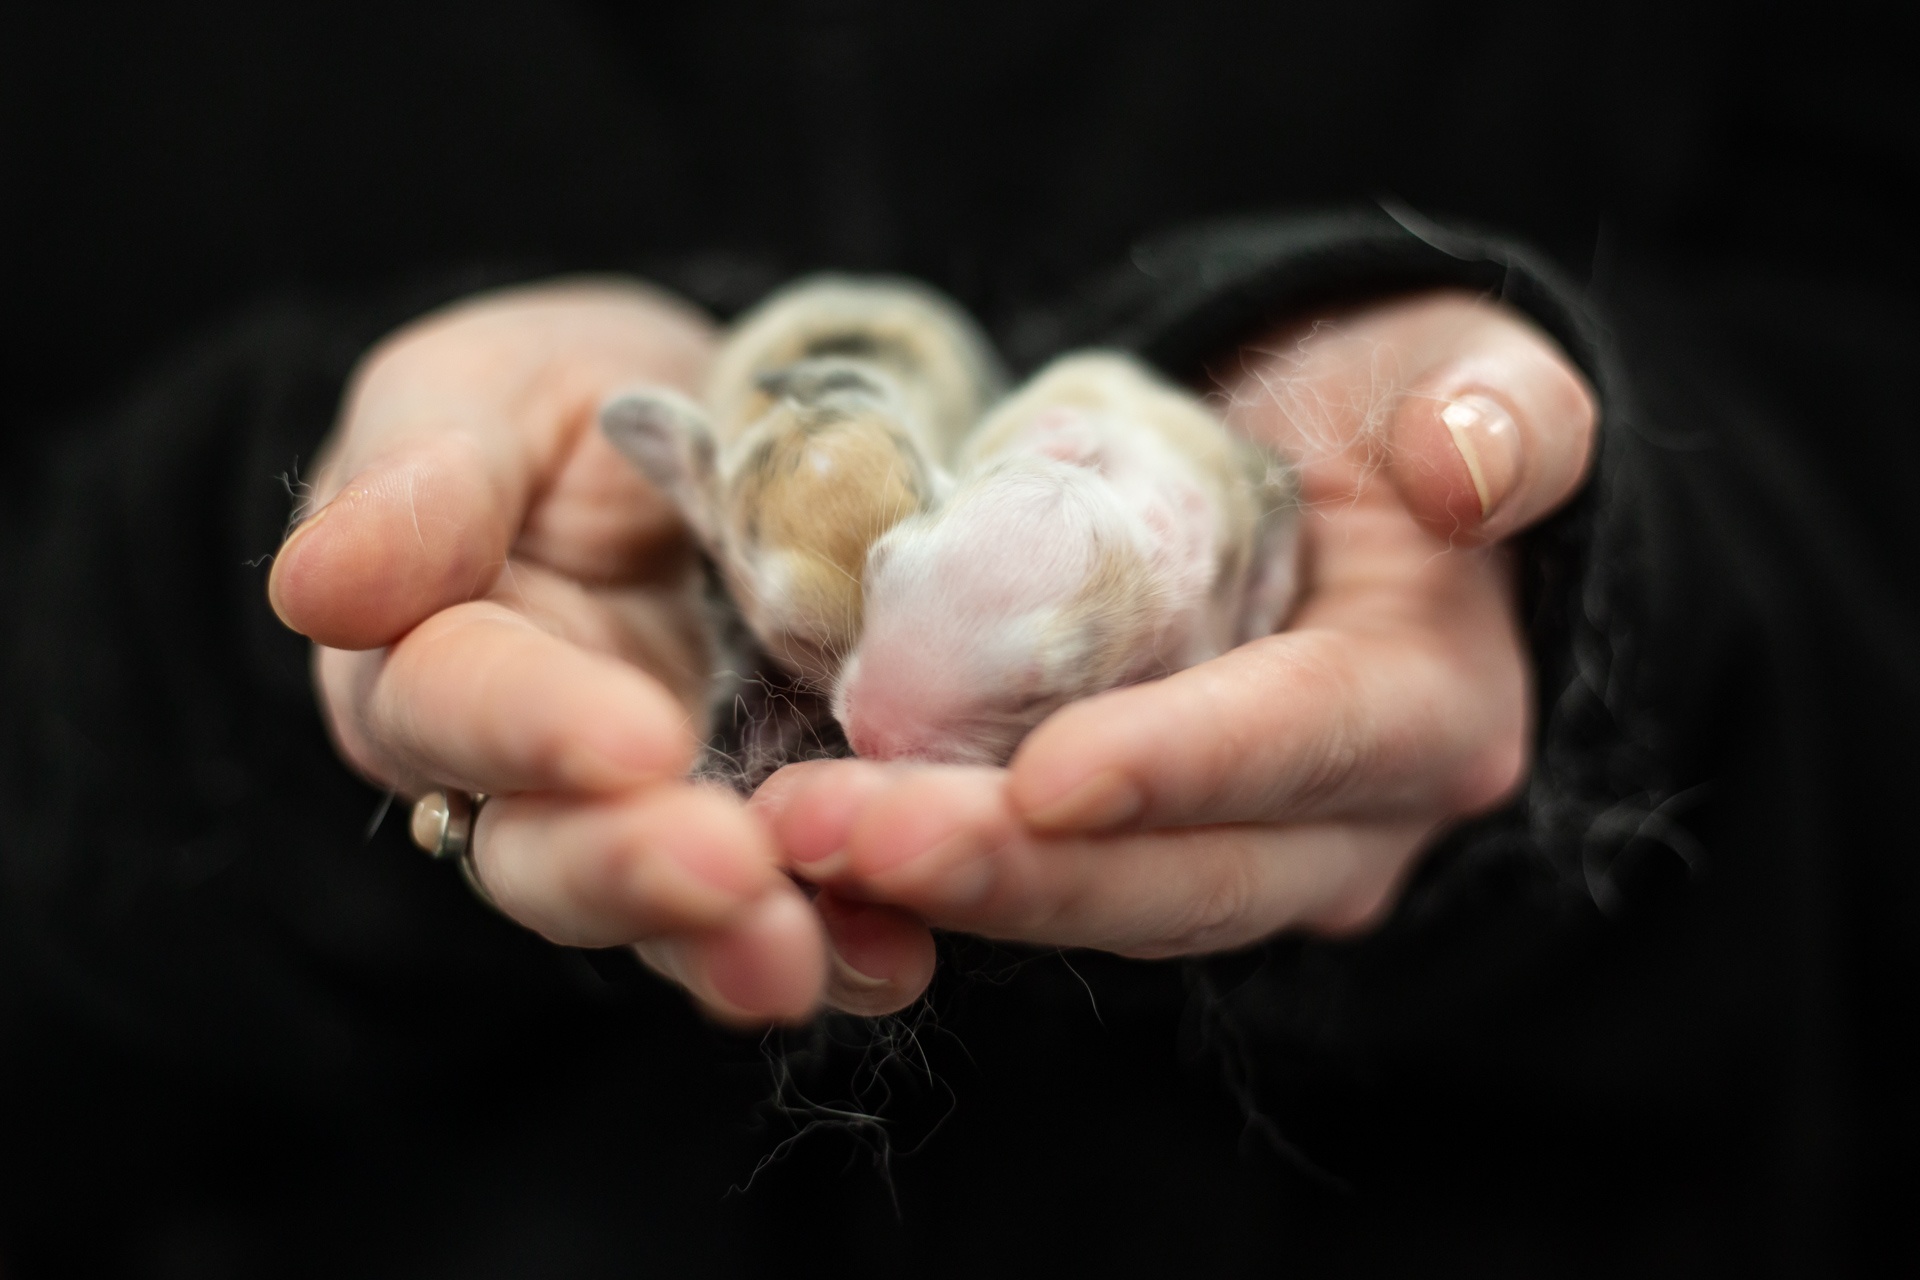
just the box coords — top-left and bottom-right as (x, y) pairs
(268, 279), (844, 1024)
(752, 289), (1597, 1008)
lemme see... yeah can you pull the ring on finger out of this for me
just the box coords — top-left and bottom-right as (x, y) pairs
(410, 789), (499, 911)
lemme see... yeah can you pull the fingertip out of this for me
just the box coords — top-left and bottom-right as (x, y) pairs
(1007, 699), (1145, 833)
(1391, 389), (1509, 544)
(269, 446), (514, 649)
(747, 758), (852, 820)
(1393, 340), (1599, 546)
(266, 500), (331, 630)
(554, 648), (702, 788)
(760, 761), (895, 872)
(630, 784), (783, 904)
(698, 890), (829, 1025)
(818, 894), (936, 1016)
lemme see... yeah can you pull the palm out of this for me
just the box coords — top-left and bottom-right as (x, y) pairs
(496, 425), (715, 726)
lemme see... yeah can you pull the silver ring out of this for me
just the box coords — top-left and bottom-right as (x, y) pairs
(410, 790), (498, 910)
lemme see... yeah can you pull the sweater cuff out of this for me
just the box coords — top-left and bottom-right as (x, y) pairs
(1032, 204), (1608, 401)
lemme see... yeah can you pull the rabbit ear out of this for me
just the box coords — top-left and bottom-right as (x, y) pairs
(754, 357), (888, 405)
(600, 387), (721, 550)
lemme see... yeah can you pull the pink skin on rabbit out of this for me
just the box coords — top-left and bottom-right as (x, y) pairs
(834, 351), (1301, 765)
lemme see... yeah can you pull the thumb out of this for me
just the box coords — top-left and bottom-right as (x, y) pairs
(267, 280), (714, 650)
(268, 432), (517, 650)
(1387, 321), (1599, 545)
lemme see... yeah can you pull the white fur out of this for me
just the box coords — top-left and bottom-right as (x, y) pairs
(835, 352), (1300, 764)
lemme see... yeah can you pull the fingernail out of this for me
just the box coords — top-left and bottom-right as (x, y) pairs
(825, 943), (903, 1017)
(790, 847), (851, 880)
(828, 945), (891, 992)
(1440, 394), (1523, 518)
(630, 936), (702, 998)
(1019, 769), (1142, 832)
(767, 765), (892, 868)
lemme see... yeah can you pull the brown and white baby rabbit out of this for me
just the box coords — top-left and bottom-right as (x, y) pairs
(601, 275), (1006, 684)
(834, 351), (1301, 765)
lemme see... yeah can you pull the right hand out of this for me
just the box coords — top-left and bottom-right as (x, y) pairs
(267, 278), (929, 1023)
(751, 290), (1597, 1000)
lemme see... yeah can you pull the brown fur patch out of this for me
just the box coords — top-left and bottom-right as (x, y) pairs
(727, 410), (932, 650)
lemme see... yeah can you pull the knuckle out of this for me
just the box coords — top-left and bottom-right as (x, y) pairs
(975, 836), (1089, 942)
(1153, 856), (1262, 956)
(1283, 703), (1375, 813)
(1207, 641), (1375, 815)
(1295, 727), (1373, 810)
(344, 321), (465, 429)
(315, 648), (400, 781)
(499, 805), (665, 946)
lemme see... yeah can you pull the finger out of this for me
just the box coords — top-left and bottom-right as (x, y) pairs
(816, 893), (937, 1016)
(769, 763), (1427, 955)
(268, 430), (519, 652)
(751, 762), (935, 1015)
(1387, 317), (1598, 545)
(1006, 571), (1528, 833)
(320, 600), (695, 798)
(750, 758), (900, 877)
(634, 891), (828, 1026)
(1223, 292), (1596, 542)
(473, 786), (787, 947)
(269, 282), (712, 650)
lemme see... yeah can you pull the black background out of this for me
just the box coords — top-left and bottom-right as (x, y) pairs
(2, 3), (1915, 1277)
(7, 2), (1910, 426)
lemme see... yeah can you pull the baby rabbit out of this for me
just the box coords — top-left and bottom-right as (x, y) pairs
(601, 275), (1005, 684)
(833, 351), (1300, 766)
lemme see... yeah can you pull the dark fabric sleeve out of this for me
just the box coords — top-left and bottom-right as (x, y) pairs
(1009, 205), (1608, 394)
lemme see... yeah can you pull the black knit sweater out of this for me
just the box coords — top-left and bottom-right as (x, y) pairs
(1, 4), (1912, 1275)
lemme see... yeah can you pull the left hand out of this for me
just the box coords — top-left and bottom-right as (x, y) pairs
(751, 289), (1597, 1013)
(268, 279), (835, 1026)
